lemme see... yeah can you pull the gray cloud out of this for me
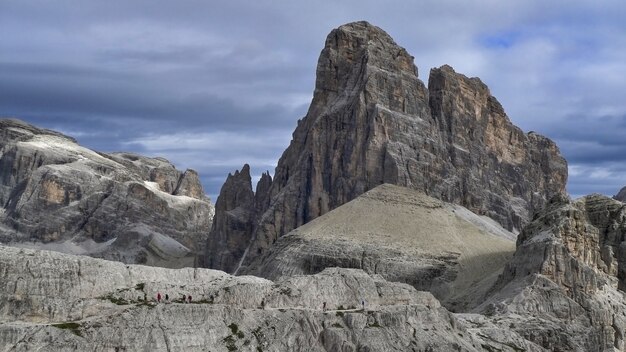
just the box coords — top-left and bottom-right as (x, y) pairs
(1, 1), (625, 199)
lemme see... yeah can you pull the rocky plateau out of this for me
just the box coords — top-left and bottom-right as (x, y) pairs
(0, 244), (544, 351)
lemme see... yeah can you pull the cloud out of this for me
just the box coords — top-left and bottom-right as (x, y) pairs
(123, 130), (294, 200)
(1, 1), (626, 199)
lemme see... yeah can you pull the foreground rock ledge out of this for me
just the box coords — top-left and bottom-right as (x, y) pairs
(0, 245), (541, 351)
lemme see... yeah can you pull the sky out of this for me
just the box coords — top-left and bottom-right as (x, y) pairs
(1, 1), (625, 201)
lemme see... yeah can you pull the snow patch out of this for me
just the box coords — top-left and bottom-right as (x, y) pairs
(141, 181), (201, 208)
(18, 134), (119, 167)
(143, 181), (161, 192)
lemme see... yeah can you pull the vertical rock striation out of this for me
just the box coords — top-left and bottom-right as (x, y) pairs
(479, 194), (626, 350)
(206, 21), (567, 273)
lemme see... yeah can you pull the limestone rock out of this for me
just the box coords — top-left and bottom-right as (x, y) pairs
(0, 245), (541, 351)
(246, 184), (516, 312)
(205, 164), (257, 271)
(0, 118), (214, 268)
(478, 194), (626, 351)
(206, 21), (567, 273)
(174, 169), (206, 199)
(615, 186), (626, 202)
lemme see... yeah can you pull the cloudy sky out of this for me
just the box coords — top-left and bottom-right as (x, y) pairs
(1, 1), (625, 200)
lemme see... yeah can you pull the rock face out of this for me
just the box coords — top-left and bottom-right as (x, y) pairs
(246, 184), (516, 312)
(205, 165), (266, 271)
(0, 245), (544, 351)
(0, 118), (214, 268)
(615, 186), (626, 202)
(475, 194), (626, 351)
(207, 21), (567, 273)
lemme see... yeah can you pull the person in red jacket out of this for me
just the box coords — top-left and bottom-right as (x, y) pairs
(157, 292), (162, 303)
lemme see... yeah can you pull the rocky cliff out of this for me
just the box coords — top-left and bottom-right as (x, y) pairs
(207, 21), (567, 273)
(474, 194), (626, 351)
(0, 118), (214, 268)
(0, 245), (545, 351)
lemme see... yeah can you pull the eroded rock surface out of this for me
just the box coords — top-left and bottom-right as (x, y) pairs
(0, 118), (214, 268)
(0, 245), (542, 352)
(476, 194), (626, 351)
(207, 21), (567, 273)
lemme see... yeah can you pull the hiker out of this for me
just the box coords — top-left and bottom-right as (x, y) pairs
(165, 293), (169, 303)
(323, 302), (326, 311)
(157, 292), (161, 303)
(188, 295), (192, 303)
(261, 299), (265, 310)
(361, 299), (365, 310)
(182, 294), (187, 303)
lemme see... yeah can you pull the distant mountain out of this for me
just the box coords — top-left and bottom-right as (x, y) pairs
(0, 118), (214, 267)
(207, 21), (567, 274)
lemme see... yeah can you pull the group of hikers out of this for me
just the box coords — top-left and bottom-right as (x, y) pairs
(156, 292), (192, 304)
(322, 299), (366, 311)
(154, 292), (366, 310)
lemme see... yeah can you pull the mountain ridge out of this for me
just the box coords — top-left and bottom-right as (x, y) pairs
(0, 117), (214, 268)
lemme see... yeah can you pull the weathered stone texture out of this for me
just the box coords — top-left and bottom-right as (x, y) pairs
(0, 118), (214, 268)
(480, 194), (626, 351)
(0, 245), (544, 352)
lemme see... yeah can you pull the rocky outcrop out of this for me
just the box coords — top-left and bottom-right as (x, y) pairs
(476, 194), (626, 351)
(615, 186), (626, 202)
(205, 165), (257, 271)
(207, 21), (567, 273)
(246, 184), (516, 312)
(0, 245), (544, 351)
(0, 118), (214, 268)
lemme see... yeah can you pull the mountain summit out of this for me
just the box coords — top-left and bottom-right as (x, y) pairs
(207, 21), (568, 273)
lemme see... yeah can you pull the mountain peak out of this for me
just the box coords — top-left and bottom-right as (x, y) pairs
(207, 22), (567, 273)
(314, 21), (417, 99)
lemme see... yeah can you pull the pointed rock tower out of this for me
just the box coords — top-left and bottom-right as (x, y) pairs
(206, 21), (567, 273)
